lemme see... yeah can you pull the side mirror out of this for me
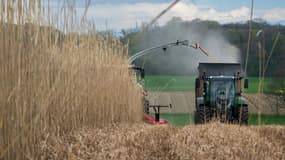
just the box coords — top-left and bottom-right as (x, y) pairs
(244, 79), (249, 89)
(195, 78), (200, 89)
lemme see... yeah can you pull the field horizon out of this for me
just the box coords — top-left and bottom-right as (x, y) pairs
(143, 75), (284, 94)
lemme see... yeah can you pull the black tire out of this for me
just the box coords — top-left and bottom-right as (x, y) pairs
(194, 111), (200, 124)
(237, 105), (248, 125)
(144, 99), (150, 114)
(197, 105), (211, 124)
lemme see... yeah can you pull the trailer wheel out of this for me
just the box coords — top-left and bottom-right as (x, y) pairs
(197, 105), (211, 124)
(237, 105), (248, 125)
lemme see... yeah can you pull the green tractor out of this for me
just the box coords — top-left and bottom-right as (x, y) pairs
(194, 63), (249, 125)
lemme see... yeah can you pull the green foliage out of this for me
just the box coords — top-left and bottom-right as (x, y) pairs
(120, 29), (142, 55)
(267, 77), (285, 95)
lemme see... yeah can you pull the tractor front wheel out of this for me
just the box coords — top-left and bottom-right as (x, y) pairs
(237, 105), (248, 125)
(195, 105), (211, 124)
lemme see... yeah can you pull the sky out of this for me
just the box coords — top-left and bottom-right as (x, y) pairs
(49, 0), (285, 31)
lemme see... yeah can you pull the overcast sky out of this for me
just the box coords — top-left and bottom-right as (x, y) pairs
(49, 0), (285, 31)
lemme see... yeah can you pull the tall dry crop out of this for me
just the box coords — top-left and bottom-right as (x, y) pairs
(41, 123), (285, 160)
(0, 0), (143, 159)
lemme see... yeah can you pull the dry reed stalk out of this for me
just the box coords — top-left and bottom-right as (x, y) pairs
(256, 32), (280, 124)
(0, 0), (143, 159)
(41, 122), (285, 160)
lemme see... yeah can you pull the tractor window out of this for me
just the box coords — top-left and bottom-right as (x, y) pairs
(209, 79), (235, 105)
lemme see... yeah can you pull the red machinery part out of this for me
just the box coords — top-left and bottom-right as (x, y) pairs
(144, 114), (168, 125)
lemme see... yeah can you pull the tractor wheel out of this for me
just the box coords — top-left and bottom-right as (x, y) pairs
(194, 111), (200, 124)
(237, 105), (248, 125)
(197, 105), (211, 124)
(144, 99), (150, 114)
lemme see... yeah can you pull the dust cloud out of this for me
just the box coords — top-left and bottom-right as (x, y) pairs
(135, 19), (241, 75)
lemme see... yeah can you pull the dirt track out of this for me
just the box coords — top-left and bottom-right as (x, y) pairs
(147, 92), (195, 113)
(148, 91), (285, 114)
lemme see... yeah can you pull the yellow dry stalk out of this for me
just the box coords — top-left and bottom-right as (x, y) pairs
(0, 0), (143, 159)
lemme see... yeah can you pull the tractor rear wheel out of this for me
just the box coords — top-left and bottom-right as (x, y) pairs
(237, 105), (248, 125)
(196, 105), (211, 124)
(194, 111), (199, 124)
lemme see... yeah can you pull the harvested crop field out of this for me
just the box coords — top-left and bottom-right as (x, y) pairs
(41, 123), (285, 160)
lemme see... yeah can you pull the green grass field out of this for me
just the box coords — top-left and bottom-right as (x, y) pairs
(158, 113), (285, 126)
(144, 75), (283, 93)
(144, 76), (195, 91)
